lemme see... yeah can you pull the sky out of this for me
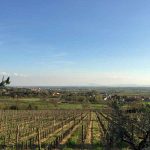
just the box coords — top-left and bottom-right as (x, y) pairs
(0, 0), (150, 86)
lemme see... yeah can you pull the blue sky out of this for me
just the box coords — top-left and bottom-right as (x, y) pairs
(0, 0), (150, 86)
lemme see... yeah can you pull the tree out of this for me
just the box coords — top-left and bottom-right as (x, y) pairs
(107, 100), (150, 150)
(0, 76), (11, 87)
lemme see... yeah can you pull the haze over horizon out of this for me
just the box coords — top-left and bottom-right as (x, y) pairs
(1, 0), (150, 86)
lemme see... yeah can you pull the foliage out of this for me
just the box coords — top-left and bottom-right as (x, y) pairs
(0, 76), (10, 87)
(106, 100), (150, 150)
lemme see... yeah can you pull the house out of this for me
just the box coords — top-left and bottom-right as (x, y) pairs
(143, 98), (150, 102)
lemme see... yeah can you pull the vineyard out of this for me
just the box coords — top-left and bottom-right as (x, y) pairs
(0, 105), (150, 150)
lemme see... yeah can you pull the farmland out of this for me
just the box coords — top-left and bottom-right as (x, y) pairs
(0, 110), (98, 149)
(0, 97), (105, 110)
(0, 104), (150, 149)
(0, 87), (150, 149)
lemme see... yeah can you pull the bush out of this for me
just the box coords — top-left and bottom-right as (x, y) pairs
(9, 105), (19, 110)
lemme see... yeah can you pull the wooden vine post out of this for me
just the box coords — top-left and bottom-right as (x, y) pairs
(82, 124), (84, 143)
(53, 117), (56, 126)
(62, 117), (64, 131)
(91, 118), (93, 144)
(37, 128), (41, 150)
(16, 125), (20, 150)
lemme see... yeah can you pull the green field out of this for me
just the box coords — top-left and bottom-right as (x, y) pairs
(0, 97), (105, 110)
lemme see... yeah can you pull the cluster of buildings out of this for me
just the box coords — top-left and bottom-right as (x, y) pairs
(103, 93), (150, 103)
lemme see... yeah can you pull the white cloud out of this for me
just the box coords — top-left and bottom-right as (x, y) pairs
(0, 72), (28, 78)
(14, 73), (18, 76)
(0, 72), (9, 76)
(13, 73), (28, 77)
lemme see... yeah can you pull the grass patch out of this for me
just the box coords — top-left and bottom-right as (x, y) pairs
(0, 98), (106, 110)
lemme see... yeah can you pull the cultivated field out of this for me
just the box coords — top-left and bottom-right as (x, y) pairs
(0, 110), (103, 149)
(0, 106), (149, 150)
